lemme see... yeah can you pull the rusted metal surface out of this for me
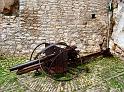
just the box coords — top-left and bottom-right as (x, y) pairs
(10, 42), (81, 75)
(10, 42), (112, 80)
(10, 54), (56, 71)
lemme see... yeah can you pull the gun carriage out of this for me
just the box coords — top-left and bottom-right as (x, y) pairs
(10, 41), (111, 80)
(10, 42), (82, 79)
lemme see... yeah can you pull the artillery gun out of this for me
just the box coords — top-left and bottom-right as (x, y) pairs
(10, 41), (112, 80)
(10, 42), (82, 80)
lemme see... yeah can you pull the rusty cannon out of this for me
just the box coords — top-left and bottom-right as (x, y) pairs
(10, 42), (82, 79)
(10, 41), (112, 80)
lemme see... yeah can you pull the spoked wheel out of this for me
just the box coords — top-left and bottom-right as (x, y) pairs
(29, 42), (49, 74)
(30, 42), (83, 81)
(30, 42), (49, 61)
(51, 49), (83, 81)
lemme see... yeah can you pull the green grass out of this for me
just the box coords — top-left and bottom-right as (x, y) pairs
(0, 56), (124, 91)
(0, 57), (27, 91)
(84, 56), (124, 90)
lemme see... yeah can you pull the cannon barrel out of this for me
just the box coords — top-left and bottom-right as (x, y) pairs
(10, 59), (38, 71)
(16, 63), (42, 75)
(10, 54), (56, 71)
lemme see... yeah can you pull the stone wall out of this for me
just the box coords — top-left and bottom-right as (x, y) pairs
(110, 0), (124, 59)
(0, 0), (109, 57)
